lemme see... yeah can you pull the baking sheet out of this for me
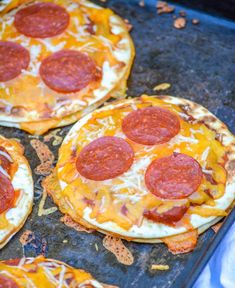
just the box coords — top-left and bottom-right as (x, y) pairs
(0, 1), (234, 287)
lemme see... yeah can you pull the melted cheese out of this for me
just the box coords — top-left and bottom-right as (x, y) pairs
(0, 214), (11, 229)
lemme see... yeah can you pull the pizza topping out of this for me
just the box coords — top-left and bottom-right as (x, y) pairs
(122, 106), (180, 145)
(204, 172), (218, 185)
(76, 136), (134, 181)
(144, 205), (188, 226)
(0, 146), (13, 175)
(153, 83), (171, 91)
(14, 3), (69, 38)
(40, 50), (101, 93)
(0, 41), (30, 82)
(145, 153), (203, 199)
(0, 172), (15, 214)
(0, 274), (19, 288)
(151, 264), (169, 270)
(85, 20), (95, 34)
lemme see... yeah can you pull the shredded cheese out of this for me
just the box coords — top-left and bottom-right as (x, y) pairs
(169, 134), (199, 146)
(151, 264), (169, 270)
(107, 157), (151, 203)
(37, 39), (66, 53)
(67, 2), (78, 12)
(23, 275), (36, 288)
(58, 265), (68, 288)
(18, 257), (26, 267)
(201, 147), (210, 167)
(39, 264), (59, 285)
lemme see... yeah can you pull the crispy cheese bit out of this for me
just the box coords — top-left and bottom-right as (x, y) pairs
(173, 17), (186, 29)
(162, 230), (198, 254)
(42, 169), (60, 198)
(212, 222), (223, 233)
(156, 1), (167, 8)
(60, 215), (94, 233)
(124, 19), (133, 32)
(103, 236), (134, 265)
(38, 188), (57, 217)
(19, 231), (47, 256)
(30, 139), (54, 175)
(153, 83), (171, 91)
(151, 264), (170, 270)
(179, 10), (186, 17)
(44, 129), (63, 146)
(19, 230), (35, 246)
(192, 19), (200, 25)
(157, 2), (175, 14)
(139, 0), (145, 7)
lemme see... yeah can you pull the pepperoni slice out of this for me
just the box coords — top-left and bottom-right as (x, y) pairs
(145, 153), (203, 199)
(122, 106), (180, 145)
(144, 205), (188, 226)
(40, 50), (101, 93)
(0, 274), (19, 288)
(76, 136), (134, 181)
(0, 172), (15, 214)
(0, 146), (13, 174)
(0, 41), (30, 82)
(14, 3), (69, 38)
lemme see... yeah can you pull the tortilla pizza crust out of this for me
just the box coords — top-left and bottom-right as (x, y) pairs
(45, 95), (235, 243)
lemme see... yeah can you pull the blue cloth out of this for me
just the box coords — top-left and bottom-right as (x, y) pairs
(194, 222), (235, 288)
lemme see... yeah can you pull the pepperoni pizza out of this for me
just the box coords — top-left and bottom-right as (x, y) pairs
(44, 95), (235, 252)
(0, 256), (114, 287)
(0, 0), (134, 134)
(0, 135), (33, 249)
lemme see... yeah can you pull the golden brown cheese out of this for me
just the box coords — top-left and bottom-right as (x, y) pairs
(162, 230), (198, 254)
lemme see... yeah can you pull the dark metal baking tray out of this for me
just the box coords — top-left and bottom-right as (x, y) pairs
(0, 1), (234, 287)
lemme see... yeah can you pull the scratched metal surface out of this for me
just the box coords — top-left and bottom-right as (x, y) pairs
(0, 1), (235, 287)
